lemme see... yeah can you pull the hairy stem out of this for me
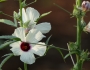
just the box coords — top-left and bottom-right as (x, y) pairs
(24, 63), (27, 70)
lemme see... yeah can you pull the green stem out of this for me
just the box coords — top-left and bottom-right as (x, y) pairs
(19, 0), (23, 27)
(76, 17), (81, 50)
(24, 63), (27, 70)
(76, 0), (82, 63)
(74, 0), (82, 70)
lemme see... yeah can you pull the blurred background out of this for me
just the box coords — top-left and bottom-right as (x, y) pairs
(0, 0), (90, 70)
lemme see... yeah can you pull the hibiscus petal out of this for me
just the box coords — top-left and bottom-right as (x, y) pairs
(36, 22), (51, 33)
(22, 8), (29, 23)
(20, 52), (35, 64)
(10, 41), (22, 55)
(32, 42), (46, 56)
(26, 7), (40, 24)
(10, 41), (21, 47)
(12, 27), (26, 41)
(26, 29), (45, 43)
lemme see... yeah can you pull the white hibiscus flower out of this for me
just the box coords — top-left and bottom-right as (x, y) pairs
(10, 27), (46, 64)
(21, 7), (51, 34)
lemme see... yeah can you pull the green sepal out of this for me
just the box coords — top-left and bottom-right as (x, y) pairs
(21, 0), (27, 8)
(0, 53), (13, 70)
(23, 20), (30, 28)
(0, 19), (17, 27)
(73, 5), (80, 17)
(68, 42), (78, 51)
(13, 11), (20, 20)
(80, 50), (89, 61)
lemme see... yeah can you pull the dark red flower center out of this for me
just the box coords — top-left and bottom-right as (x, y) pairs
(20, 42), (31, 52)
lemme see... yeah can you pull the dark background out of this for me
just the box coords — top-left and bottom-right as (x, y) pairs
(0, 0), (90, 70)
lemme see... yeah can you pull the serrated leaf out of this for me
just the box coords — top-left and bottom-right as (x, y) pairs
(0, 41), (15, 50)
(0, 19), (16, 27)
(0, 53), (13, 69)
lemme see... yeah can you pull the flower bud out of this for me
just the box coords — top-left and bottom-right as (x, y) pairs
(82, 1), (90, 11)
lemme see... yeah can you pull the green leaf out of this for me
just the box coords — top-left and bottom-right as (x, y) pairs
(0, 35), (17, 40)
(40, 11), (52, 18)
(13, 11), (18, 27)
(36, 11), (52, 22)
(25, 0), (37, 7)
(55, 47), (64, 59)
(0, 53), (13, 69)
(46, 35), (52, 45)
(54, 3), (71, 14)
(50, 45), (64, 60)
(0, 19), (16, 27)
(0, 41), (15, 50)
(0, 0), (6, 2)
(2, 53), (13, 58)
(64, 51), (78, 59)
(44, 45), (51, 55)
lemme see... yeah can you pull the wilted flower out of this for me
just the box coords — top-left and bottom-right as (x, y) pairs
(10, 27), (46, 64)
(21, 7), (51, 34)
(82, 1), (90, 11)
(84, 22), (90, 32)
